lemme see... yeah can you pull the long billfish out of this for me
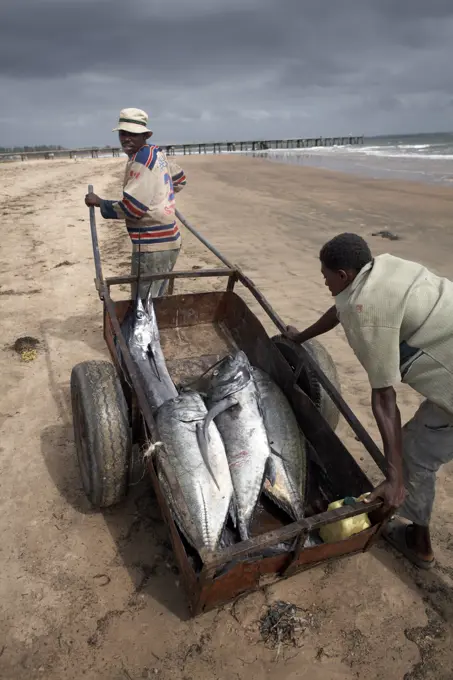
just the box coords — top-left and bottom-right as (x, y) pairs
(119, 291), (177, 412)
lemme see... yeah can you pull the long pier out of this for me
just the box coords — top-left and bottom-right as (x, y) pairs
(0, 135), (363, 162)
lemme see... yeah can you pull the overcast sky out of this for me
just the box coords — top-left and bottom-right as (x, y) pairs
(1, 0), (453, 147)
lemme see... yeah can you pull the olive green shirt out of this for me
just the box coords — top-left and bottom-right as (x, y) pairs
(335, 254), (453, 415)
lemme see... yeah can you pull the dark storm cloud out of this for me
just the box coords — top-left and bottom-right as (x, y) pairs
(1, 0), (278, 82)
(1, 0), (453, 146)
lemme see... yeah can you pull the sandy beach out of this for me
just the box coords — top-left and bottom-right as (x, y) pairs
(1, 154), (453, 679)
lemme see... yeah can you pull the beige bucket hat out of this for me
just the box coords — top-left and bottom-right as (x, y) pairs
(113, 108), (152, 134)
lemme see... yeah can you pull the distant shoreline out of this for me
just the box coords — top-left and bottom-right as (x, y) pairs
(0, 135), (364, 163)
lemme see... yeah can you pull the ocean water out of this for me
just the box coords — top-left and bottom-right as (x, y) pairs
(249, 132), (453, 185)
(4, 133), (452, 186)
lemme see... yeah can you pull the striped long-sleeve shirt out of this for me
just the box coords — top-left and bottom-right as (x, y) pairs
(100, 144), (187, 252)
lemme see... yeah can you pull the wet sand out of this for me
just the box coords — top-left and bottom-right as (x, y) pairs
(1, 154), (453, 679)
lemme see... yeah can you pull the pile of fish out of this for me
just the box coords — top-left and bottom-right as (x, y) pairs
(120, 290), (309, 560)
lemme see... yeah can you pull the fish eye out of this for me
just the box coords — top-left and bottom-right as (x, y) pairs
(213, 370), (219, 376)
(136, 311), (145, 319)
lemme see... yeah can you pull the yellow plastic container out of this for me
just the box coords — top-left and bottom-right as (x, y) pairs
(319, 494), (371, 544)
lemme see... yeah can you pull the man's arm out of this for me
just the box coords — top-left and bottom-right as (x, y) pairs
(364, 386), (406, 510)
(286, 306), (339, 343)
(340, 322), (406, 511)
(167, 157), (187, 193)
(84, 148), (157, 220)
(84, 190), (132, 220)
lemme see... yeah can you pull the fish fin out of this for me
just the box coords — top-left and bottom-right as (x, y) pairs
(237, 519), (249, 542)
(195, 422), (220, 491)
(219, 526), (236, 550)
(198, 483), (217, 555)
(270, 444), (285, 460)
(147, 343), (162, 382)
(202, 396), (239, 440)
(228, 496), (238, 529)
(263, 479), (305, 521)
(264, 456), (277, 487)
(255, 387), (267, 421)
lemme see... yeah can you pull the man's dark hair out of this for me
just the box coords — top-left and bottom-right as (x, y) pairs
(320, 233), (372, 272)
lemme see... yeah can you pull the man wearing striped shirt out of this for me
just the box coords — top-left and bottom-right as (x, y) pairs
(85, 108), (187, 299)
(287, 233), (453, 570)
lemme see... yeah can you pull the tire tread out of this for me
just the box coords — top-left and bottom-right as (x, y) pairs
(70, 360), (130, 508)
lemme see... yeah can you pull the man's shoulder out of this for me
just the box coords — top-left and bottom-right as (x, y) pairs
(344, 254), (424, 328)
(372, 253), (429, 279)
(132, 144), (160, 170)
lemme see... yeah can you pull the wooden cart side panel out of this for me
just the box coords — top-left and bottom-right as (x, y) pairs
(146, 460), (198, 610)
(195, 526), (377, 615)
(154, 291), (229, 328)
(103, 301), (130, 378)
(193, 554), (288, 615)
(283, 524), (379, 577)
(103, 293), (229, 360)
(104, 299), (131, 372)
(290, 386), (372, 498)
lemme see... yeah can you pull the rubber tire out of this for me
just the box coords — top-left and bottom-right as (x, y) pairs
(71, 360), (131, 508)
(272, 336), (341, 432)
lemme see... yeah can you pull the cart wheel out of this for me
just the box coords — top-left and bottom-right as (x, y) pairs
(272, 336), (341, 431)
(70, 360), (131, 508)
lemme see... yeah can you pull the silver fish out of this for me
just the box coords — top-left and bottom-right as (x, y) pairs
(156, 391), (233, 556)
(120, 292), (177, 411)
(205, 351), (275, 541)
(252, 367), (307, 520)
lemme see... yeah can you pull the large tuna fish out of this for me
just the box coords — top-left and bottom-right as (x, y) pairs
(204, 351), (275, 541)
(252, 367), (307, 520)
(155, 391), (233, 556)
